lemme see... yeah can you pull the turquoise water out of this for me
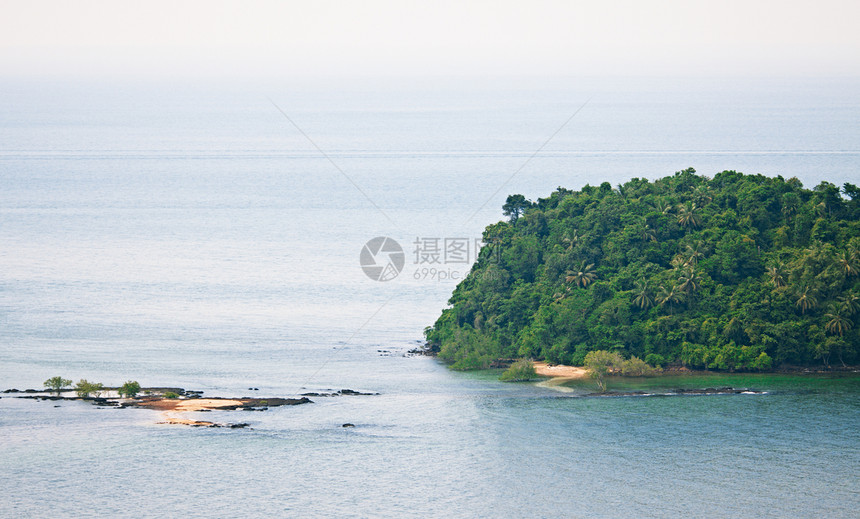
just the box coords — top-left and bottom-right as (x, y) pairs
(1, 77), (859, 517)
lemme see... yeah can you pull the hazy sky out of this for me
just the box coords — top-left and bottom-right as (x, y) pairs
(1, 0), (858, 79)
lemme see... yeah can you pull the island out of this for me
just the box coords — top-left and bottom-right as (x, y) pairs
(426, 169), (859, 374)
(4, 385), (377, 428)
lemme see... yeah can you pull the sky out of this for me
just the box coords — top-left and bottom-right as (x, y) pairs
(1, 0), (859, 79)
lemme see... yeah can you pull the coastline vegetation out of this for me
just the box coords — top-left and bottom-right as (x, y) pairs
(118, 381), (141, 398)
(74, 379), (104, 398)
(41, 377), (142, 398)
(499, 359), (538, 381)
(426, 169), (860, 372)
(43, 376), (72, 395)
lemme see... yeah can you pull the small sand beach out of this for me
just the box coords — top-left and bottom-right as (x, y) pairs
(532, 362), (589, 380)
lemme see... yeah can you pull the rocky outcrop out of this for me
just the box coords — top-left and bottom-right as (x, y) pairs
(300, 389), (379, 397)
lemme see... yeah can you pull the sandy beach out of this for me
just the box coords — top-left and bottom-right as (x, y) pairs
(135, 398), (245, 412)
(532, 361), (589, 380)
(133, 398), (248, 426)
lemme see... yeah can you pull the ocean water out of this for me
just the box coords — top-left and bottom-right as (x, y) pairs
(1, 76), (859, 518)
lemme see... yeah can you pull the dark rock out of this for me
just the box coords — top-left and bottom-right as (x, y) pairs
(89, 397), (119, 407)
(342, 423), (355, 428)
(302, 390), (378, 397)
(3, 389), (20, 393)
(406, 344), (435, 356)
(24, 389), (38, 393)
(339, 389), (377, 396)
(230, 423), (250, 428)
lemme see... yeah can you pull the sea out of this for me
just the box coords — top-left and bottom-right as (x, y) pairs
(1, 76), (858, 518)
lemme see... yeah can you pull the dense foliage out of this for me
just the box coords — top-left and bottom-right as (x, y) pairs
(119, 380), (141, 398)
(499, 359), (538, 382)
(43, 376), (72, 395)
(74, 379), (104, 398)
(426, 169), (860, 371)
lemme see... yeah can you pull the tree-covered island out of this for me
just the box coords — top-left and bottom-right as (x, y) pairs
(426, 169), (860, 372)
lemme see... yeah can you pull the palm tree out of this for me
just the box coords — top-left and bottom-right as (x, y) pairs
(562, 230), (581, 250)
(838, 292), (860, 316)
(836, 251), (858, 278)
(676, 202), (701, 230)
(677, 266), (702, 296)
(795, 286), (818, 314)
(781, 192), (800, 219)
(632, 279), (654, 310)
(723, 317), (746, 343)
(814, 201), (827, 218)
(565, 261), (596, 288)
(656, 285), (684, 313)
(824, 307), (853, 337)
(693, 185), (713, 206)
(642, 224), (657, 243)
(652, 199), (672, 215)
(766, 262), (787, 288)
(685, 241), (705, 266)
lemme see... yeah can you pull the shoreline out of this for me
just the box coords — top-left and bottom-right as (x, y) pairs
(532, 361), (589, 380)
(3, 390), (318, 428)
(2, 387), (382, 428)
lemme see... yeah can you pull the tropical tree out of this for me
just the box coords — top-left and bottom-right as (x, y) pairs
(118, 380), (142, 398)
(43, 376), (72, 396)
(836, 251), (858, 278)
(74, 379), (104, 398)
(632, 279), (654, 310)
(584, 350), (623, 392)
(766, 262), (787, 288)
(685, 241), (705, 265)
(656, 285), (684, 313)
(552, 288), (569, 303)
(677, 266), (702, 296)
(676, 202), (701, 229)
(562, 230), (581, 250)
(693, 185), (713, 206)
(723, 317), (746, 344)
(653, 199), (672, 214)
(503, 194), (530, 223)
(782, 192), (800, 219)
(499, 359), (538, 382)
(642, 224), (657, 243)
(838, 292), (860, 316)
(824, 307), (854, 337)
(671, 254), (687, 271)
(565, 261), (597, 288)
(795, 286), (818, 315)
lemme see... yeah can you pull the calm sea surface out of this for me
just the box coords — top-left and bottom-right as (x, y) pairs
(1, 77), (858, 518)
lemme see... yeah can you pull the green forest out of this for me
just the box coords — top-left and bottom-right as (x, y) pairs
(425, 169), (860, 372)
